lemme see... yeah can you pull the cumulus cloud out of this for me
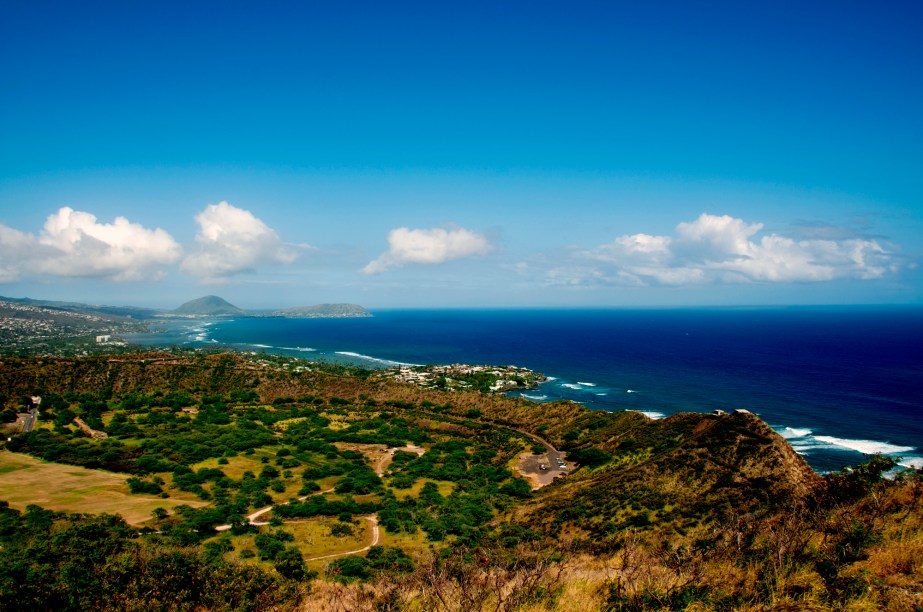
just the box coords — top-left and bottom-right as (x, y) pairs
(181, 201), (298, 281)
(0, 224), (37, 282)
(0, 207), (181, 282)
(572, 213), (896, 287)
(362, 226), (492, 274)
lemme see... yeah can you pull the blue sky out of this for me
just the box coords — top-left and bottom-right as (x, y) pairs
(1, 0), (921, 308)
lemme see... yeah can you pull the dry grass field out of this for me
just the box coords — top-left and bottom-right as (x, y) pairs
(0, 451), (207, 524)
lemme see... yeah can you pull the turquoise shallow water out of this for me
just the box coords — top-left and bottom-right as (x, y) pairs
(130, 307), (923, 473)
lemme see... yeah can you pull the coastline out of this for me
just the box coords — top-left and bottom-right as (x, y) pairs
(123, 309), (923, 475)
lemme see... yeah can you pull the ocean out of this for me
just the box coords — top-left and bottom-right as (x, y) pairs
(129, 307), (923, 473)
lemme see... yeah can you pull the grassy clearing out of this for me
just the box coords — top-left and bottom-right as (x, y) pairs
(193, 452), (272, 480)
(219, 517), (374, 573)
(377, 524), (435, 556)
(220, 533), (266, 569)
(391, 478), (455, 501)
(0, 451), (207, 524)
(293, 518), (372, 560)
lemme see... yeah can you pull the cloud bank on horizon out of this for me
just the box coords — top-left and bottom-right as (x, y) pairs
(561, 213), (896, 288)
(0, 204), (904, 302)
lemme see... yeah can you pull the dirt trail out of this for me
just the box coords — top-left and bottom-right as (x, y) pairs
(214, 488), (334, 532)
(304, 514), (380, 562)
(374, 444), (426, 477)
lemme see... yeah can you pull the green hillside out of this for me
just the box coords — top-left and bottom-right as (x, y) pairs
(0, 352), (919, 611)
(173, 295), (246, 316)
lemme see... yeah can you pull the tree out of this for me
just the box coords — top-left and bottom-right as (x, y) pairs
(274, 546), (309, 581)
(566, 447), (613, 468)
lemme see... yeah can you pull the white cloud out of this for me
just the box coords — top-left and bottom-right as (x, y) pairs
(362, 226), (492, 274)
(571, 213), (896, 287)
(0, 207), (181, 282)
(181, 201), (298, 281)
(0, 224), (36, 282)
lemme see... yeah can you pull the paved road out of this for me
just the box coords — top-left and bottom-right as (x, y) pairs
(18, 410), (37, 433)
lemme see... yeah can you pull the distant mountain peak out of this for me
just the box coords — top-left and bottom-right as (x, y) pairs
(173, 295), (245, 316)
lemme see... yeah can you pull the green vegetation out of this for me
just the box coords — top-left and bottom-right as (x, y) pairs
(0, 352), (919, 611)
(0, 502), (298, 611)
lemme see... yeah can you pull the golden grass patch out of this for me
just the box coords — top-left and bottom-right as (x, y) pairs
(0, 451), (207, 524)
(193, 453), (272, 480)
(391, 478), (455, 501)
(376, 525), (434, 556)
(291, 518), (372, 560)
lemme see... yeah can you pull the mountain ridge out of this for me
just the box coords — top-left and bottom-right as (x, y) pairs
(0, 294), (372, 320)
(172, 295), (246, 316)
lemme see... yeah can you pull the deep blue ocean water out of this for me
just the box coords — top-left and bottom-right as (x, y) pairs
(130, 307), (923, 473)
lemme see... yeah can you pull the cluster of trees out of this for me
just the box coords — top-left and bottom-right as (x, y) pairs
(326, 546), (414, 582)
(0, 502), (299, 611)
(387, 440), (515, 486)
(272, 495), (378, 520)
(377, 443), (535, 543)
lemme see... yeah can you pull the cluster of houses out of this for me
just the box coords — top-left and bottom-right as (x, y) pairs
(385, 363), (544, 393)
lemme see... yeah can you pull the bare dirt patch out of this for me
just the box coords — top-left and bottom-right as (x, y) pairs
(375, 444), (426, 477)
(516, 450), (569, 489)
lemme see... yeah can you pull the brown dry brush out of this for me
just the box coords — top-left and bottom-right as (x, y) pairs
(603, 466), (923, 610)
(604, 528), (722, 611)
(299, 542), (573, 612)
(410, 543), (571, 612)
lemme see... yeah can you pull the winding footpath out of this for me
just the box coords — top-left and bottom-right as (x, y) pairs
(213, 444), (425, 560)
(214, 488), (335, 532)
(213, 488), (381, 562)
(303, 514), (379, 562)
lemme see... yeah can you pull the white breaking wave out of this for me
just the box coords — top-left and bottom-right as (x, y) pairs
(899, 456), (923, 470)
(560, 383), (583, 390)
(790, 441), (824, 452)
(335, 351), (418, 367)
(596, 393), (608, 396)
(626, 389), (637, 394)
(577, 382), (596, 387)
(544, 376), (557, 381)
(280, 346), (316, 352)
(251, 344), (272, 348)
(520, 393), (548, 401)
(777, 425), (916, 459)
(813, 436), (915, 456)
(640, 411), (665, 420)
